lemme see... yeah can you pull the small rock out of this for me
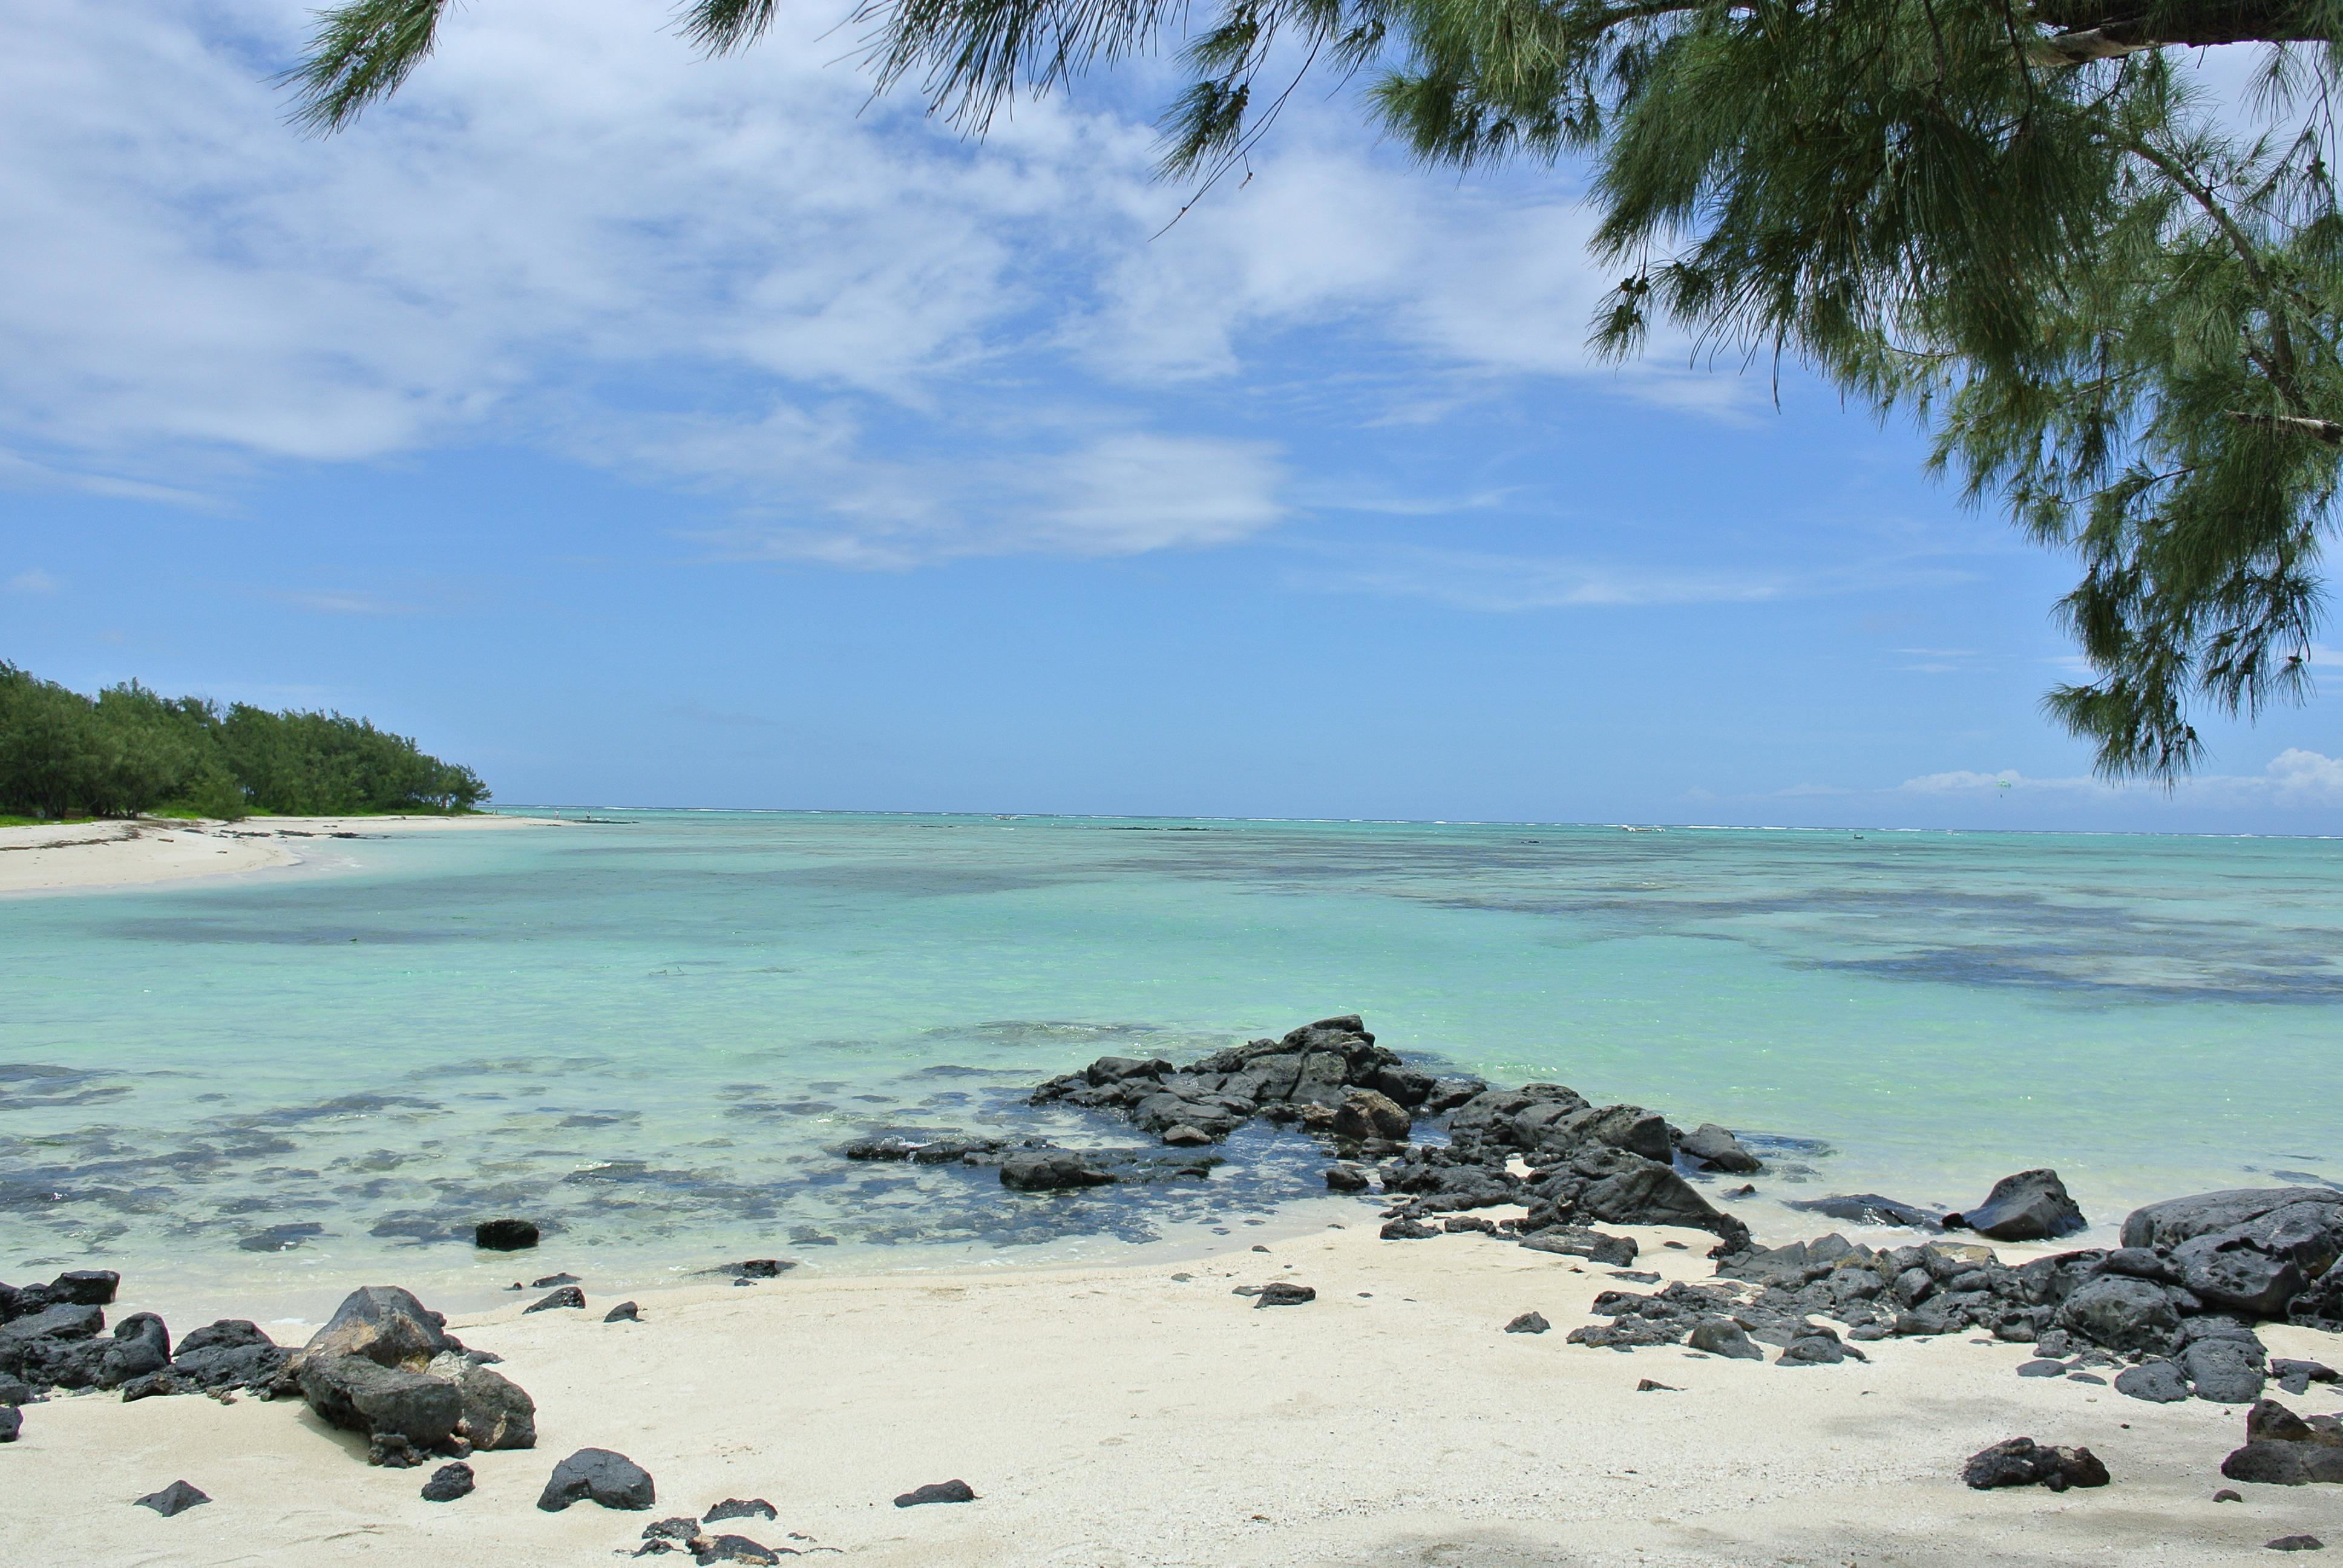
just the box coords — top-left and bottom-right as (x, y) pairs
(2114, 1362), (2192, 1403)
(0, 1376), (32, 1406)
(0, 1406), (19, 1443)
(1323, 1164), (1371, 1193)
(1331, 1089), (1411, 1142)
(705, 1498), (779, 1523)
(475, 1219), (540, 1252)
(605, 1301), (641, 1324)
(1254, 1282), (1316, 1308)
(524, 1286), (585, 1315)
(1380, 1218), (1438, 1240)
(420, 1462), (475, 1502)
(531, 1273), (581, 1289)
(2017, 1359), (2067, 1378)
(2215, 1488), (2244, 1502)
(2067, 1373), (2108, 1385)
(1504, 1312), (1550, 1334)
(894, 1479), (977, 1508)
(1636, 1379), (1679, 1391)
(2275, 1359), (2339, 1388)
(1161, 1125), (1213, 1148)
(644, 1517), (703, 1541)
(538, 1447), (656, 1512)
(136, 1480), (211, 1516)
(694, 1534), (783, 1565)
(1962, 1437), (2110, 1491)
(1250, 1244), (1269, 1253)
(1687, 1318), (1763, 1361)
(2269, 1537), (2325, 1552)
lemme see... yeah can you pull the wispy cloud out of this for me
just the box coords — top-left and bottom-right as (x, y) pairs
(268, 590), (421, 617)
(0, 448), (216, 509)
(6, 567), (59, 594)
(1289, 542), (1979, 613)
(686, 431), (1288, 567)
(0, 2), (1762, 567)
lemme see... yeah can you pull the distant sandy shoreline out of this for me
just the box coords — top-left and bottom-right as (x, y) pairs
(4, 1220), (2336, 1567)
(0, 813), (569, 897)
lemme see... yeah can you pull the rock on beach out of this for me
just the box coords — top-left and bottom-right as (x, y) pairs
(539, 1447), (657, 1511)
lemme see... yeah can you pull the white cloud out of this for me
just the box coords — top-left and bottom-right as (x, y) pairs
(0, 2), (1733, 564)
(687, 431), (1286, 566)
(7, 567), (59, 594)
(1291, 542), (1977, 613)
(1897, 751), (2343, 807)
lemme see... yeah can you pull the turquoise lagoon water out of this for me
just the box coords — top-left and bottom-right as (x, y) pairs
(3, 811), (2340, 1312)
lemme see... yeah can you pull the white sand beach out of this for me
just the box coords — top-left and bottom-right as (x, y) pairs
(4, 1219), (2334, 1567)
(0, 814), (566, 896)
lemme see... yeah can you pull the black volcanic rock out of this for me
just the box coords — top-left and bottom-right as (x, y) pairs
(1945, 1170), (2085, 1243)
(539, 1448), (657, 1512)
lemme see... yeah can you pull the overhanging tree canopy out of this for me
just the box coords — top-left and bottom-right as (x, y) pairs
(289, 1), (2343, 782)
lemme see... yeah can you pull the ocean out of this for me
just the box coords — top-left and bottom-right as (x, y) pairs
(4, 810), (2339, 1315)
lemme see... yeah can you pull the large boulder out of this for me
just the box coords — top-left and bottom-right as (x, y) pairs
(1945, 1170), (2085, 1243)
(298, 1354), (465, 1451)
(2175, 1235), (2305, 1318)
(2123, 1188), (2343, 1251)
(428, 1353), (537, 1449)
(0, 1303), (106, 1385)
(294, 1286), (456, 1374)
(2183, 1337), (2270, 1405)
(2059, 1274), (2181, 1355)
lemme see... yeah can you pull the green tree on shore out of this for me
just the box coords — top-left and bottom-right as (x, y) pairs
(285, 1), (2343, 782)
(0, 663), (488, 820)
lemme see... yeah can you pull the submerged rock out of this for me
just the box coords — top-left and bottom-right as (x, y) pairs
(998, 1152), (1115, 1192)
(474, 1220), (540, 1252)
(1786, 1194), (1940, 1230)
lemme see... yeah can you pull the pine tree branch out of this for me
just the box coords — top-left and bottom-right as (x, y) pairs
(2226, 410), (2343, 441)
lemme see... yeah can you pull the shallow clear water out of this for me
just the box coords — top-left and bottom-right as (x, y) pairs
(4, 811), (2340, 1312)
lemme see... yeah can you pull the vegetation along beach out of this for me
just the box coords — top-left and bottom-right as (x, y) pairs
(8, 2), (2343, 1565)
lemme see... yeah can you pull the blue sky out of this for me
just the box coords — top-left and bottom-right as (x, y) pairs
(4, 3), (2339, 831)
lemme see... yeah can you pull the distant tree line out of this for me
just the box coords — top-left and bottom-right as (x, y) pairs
(0, 663), (489, 820)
